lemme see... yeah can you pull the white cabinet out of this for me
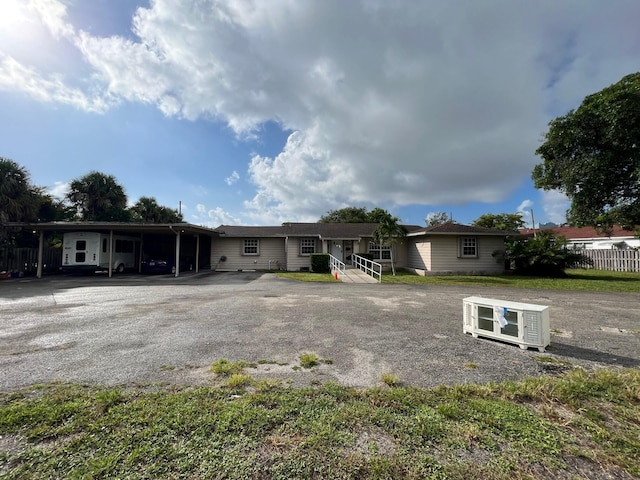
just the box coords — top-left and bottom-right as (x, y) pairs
(463, 296), (550, 352)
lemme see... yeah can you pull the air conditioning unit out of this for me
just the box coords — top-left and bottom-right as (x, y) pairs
(463, 296), (550, 352)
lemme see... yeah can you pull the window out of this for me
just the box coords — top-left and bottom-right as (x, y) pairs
(300, 238), (316, 255)
(369, 242), (391, 260)
(459, 237), (478, 257)
(243, 239), (259, 255)
(76, 240), (86, 251)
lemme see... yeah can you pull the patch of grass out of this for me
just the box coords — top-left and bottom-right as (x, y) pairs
(275, 272), (339, 282)
(209, 359), (256, 376)
(464, 362), (479, 369)
(225, 374), (253, 388)
(299, 353), (319, 369)
(1, 369), (639, 479)
(381, 269), (640, 293)
(380, 372), (400, 386)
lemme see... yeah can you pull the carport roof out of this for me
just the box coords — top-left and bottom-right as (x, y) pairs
(3, 221), (219, 236)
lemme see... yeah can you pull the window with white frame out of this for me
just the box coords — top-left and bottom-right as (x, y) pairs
(243, 239), (259, 255)
(369, 241), (392, 260)
(300, 238), (316, 255)
(459, 237), (478, 258)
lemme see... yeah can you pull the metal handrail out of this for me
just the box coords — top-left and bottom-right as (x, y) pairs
(329, 254), (346, 278)
(352, 254), (382, 283)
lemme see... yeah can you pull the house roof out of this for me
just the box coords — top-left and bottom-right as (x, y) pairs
(520, 225), (638, 239)
(215, 222), (423, 239)
(407, 221), (517, 237)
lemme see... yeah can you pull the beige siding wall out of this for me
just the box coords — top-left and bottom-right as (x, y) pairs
(286, 237), (320, 271)
(407, 238), (431, 271)
(211, 237), (286, 271)
(429, 236), (505, 274)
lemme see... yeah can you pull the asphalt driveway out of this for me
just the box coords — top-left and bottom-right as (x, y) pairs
(1, 272), (638, 390)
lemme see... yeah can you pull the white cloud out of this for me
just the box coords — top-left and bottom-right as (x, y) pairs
(0, 54), (113, 112)
(3, 0), (640, 221)
(225, 171), (240, 186)
(48, 181), (69, 199)
(190, 204), (242, 227)
(540, 190), (570, 226)
(516, 200), (534, 214)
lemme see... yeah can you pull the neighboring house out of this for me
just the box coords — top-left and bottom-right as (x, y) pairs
(521, 225), (640, 250)
(211, 221), (514, 274)
(404, 222), (515, 275)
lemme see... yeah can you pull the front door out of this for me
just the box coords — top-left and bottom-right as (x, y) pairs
(330, 241), (344, 262)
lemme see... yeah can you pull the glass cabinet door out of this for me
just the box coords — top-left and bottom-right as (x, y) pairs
(477, 306), (494, 332)
(501, 310), (519, 337)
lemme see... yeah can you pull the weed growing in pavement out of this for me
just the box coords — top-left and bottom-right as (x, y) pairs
(299, 353), (319, 368)
(380, 372), (400, 386)
(209, 359), (256, 376)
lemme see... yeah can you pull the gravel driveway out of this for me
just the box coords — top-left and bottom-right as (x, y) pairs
(1, 272), (638, 390)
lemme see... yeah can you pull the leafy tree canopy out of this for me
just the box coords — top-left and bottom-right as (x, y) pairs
(319, 207), (397, 223)
(532, 72), (640, 231)
(472, 213), (525, 232)
(130, 196), (183, 223)
(67, 171), (130, 221)
(425, 212), (450, 227)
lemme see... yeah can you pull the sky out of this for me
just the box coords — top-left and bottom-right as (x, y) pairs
(1, 1), (639, 228)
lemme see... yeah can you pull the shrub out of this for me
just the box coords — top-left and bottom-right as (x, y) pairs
(505, 231), (592, 277)
(310, 253), (330, 273)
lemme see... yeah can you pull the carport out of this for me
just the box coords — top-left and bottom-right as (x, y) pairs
(5, 222), (217, 278)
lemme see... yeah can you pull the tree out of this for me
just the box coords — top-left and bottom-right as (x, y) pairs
(425, 212), (450, 227)
(130, 196), (183, 223)
(372, 213), (407, 276)
(504, 231), (590, 277)
(0, 158), (41, 225)
(532, 72), (640, 231)
(67, 171), (130, 221)
(472, 213), (525, 232)
(319, 206), (397, 223)
(319, 207), (370, 223)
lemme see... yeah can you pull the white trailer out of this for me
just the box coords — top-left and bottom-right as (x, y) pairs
(62, 232), (139, 273)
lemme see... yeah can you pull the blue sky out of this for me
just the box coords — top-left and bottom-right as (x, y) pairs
(1, 1), (639, 228)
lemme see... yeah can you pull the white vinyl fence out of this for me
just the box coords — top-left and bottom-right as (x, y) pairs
(578, 249), (640, 272)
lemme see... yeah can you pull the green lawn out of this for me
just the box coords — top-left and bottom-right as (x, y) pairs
(381, 269), (640, 293)
(1, 368), (638, 479)
(276, 269), (640, 293)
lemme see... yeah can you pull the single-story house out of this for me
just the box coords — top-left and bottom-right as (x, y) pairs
(212, 221), (515, 275)
(4, 220), (515, 277)
(520, 225), (640, 250)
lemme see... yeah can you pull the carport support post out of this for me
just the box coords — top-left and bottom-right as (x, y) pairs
(195, 235), (200, 273)
(36, 230), (44, 279)
(174, 230), (181, 278)
(108, 230), (114, 278)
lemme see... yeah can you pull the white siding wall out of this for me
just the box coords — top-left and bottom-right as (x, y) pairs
(286, 237), (320, 271)
(211, 238), (286, 271)
(429, 236), (505, 274)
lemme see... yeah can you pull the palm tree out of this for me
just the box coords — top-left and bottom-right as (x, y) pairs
(130, 196), (183, 223)
(0, 158), (41, 224)
(67, 171), (129, 221)
(372, 214), (407, 276)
